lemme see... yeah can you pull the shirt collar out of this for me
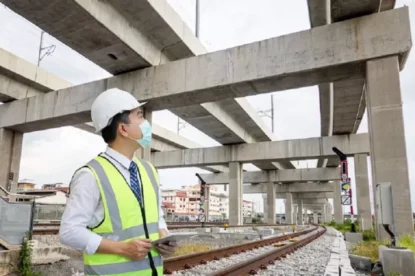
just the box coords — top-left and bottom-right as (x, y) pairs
(105, 146), (133, 170)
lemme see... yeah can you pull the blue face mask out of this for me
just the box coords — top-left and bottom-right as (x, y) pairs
(126, 120), (152, 148)
(137, 120), (152, 148)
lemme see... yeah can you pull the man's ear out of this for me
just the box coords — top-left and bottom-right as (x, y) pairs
(118, 123), (128, 138)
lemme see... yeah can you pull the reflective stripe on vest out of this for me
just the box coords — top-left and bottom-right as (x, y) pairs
(82, 156), (163, 275)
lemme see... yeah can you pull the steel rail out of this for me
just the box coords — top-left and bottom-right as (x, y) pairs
(163, 226), (318, 274)
(209, 227), (326, 275)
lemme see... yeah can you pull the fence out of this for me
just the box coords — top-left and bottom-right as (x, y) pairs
(0, 197), (33, 247)
(34, 204), (66, 221)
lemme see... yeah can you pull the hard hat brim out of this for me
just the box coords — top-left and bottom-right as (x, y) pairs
(94, 101), (147, 134)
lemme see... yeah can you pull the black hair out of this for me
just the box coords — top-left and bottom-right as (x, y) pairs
(101, 110), (131, 144)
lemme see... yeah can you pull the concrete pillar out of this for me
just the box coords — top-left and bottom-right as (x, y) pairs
(322, 204), (327, 223)
(267, 183), (276, 224)
(293, 205), (298, 225)
(205, 184), (210, 222)
(297, 200), (304, 225)
(285, 193), (293, 224)
(366, 56), (413, 238)
(334, 180), (343, 223)
(313, 212), (318, 224)
(229, 162), (243, 225)
(327, 203), (333, 223)
(354, 154), (372, 231)
(0, 129), (23, 200)
(262, 194), (268, 221)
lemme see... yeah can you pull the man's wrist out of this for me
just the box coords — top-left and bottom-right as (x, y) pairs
(159, 228), (169, 238)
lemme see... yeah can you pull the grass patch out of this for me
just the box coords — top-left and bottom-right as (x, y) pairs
(350, 240), (389, 262)
(350, 234), (415, 263)
(171, 243), (214, 257)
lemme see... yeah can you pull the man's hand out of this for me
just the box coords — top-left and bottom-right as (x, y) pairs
(155, 229), (178, 258)
(119, 239), (152, 261)
(155, 242), (178, 258)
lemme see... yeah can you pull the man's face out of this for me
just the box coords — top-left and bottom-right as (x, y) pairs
(126, 107), (145, 140)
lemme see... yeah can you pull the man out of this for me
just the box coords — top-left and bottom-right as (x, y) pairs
(59, 88), (177, 275)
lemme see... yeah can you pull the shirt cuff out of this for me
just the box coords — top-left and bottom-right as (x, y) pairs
(159, 220), (169, 233)
(85, 233), (103, 255)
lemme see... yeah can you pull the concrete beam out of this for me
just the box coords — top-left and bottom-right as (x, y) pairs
(0, 8), (411, 132)
(0, 47), (228, 174)
(310, 0), (397, 168)
(292, 198), (330, 204)
(199, 168), (339, 184)
(243, 182), (334, 194)
(279, 193), (333, 200)
(151, 134), (369, 168)
(76, 122), (228, 173)
(0, 1), (282, 170)
(0, 48), (71, 93)
(0, 0), (203, 73)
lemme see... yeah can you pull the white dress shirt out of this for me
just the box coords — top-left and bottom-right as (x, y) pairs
(59, 147), (168, 255)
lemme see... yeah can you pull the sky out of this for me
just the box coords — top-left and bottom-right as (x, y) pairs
(0, 0), (415, 215)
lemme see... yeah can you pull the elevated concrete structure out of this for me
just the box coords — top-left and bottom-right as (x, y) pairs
(280, 193), (333, 200)
(0, 8), (410, 133)
(77, 122), (228, 173)
(199, 168), (339, 184)
(0, 2), (412, 235)
(308, 0), (398, 167)
(243, 182), (334, 194)
(151, 134), (370, 168)
(0, 0), (291, 170)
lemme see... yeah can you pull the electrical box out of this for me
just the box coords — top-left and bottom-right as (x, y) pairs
(375, 182), (394, 225)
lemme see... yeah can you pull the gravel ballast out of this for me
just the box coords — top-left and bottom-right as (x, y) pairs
(170, 228), (331, 276)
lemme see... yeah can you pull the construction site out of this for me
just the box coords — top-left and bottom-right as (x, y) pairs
(0, 0), (415, 275)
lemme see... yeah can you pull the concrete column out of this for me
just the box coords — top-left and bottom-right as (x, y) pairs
(322, 204), (327, 223)
(366, 56), (413, 238)
(297, 200), (304, 225)
(313, 212), (318, 224)
(136, 109), (153, 160)
(285, 193), (293, 224)
(229, 162), (243, 225)
(354, 154), (372, 231)
(262, 194), (268, 221)
(267, 183), (276, 224)
(205, 184), (210, 222)
(0, 129), (23, 200)
(334, 180), (343, 223)
(293, 205), (298, 225)
(327, 203), (333, 223)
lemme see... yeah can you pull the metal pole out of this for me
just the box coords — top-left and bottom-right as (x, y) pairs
(37, 31), (44, 66)
(271, 94), (274, 133)
(195, 0), (200, 38)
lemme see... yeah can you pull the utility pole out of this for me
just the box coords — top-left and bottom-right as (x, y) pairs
(37, 31), (56, 67)
(177, 117), (188, 134)
(257, 94), (275, 132)
(195, 0), (200, 38)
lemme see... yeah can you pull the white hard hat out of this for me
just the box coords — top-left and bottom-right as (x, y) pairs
(91, 88), (146, 133)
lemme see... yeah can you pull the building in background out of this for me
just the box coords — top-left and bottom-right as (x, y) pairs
(17, 179), (37, 191)
(243, 200), (254, 217)
(161, 184), (229, 221)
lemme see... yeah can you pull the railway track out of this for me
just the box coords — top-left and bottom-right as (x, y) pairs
(32, 222), (292, 234)
(163, 225), (324, 275)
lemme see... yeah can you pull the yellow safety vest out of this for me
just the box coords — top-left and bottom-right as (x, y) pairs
(81, 155), (164, 275)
